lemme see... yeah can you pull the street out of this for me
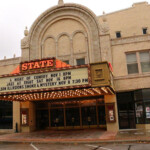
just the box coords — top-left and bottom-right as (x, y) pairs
(0, 143), (150, 150)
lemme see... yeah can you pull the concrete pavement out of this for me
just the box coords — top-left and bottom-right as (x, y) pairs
(0, 129), (150, 144)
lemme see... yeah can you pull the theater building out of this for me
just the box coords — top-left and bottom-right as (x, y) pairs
(0, 0), (150, 132)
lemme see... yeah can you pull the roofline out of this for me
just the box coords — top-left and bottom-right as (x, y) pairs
(97, 1), (149, 18)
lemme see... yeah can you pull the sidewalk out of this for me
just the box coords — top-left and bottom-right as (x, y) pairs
(0, 129), (150, 144)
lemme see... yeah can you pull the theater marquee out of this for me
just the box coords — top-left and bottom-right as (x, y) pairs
(0, 67), (90, 94)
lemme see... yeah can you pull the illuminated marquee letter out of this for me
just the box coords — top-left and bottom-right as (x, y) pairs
(22, 63), (28, 71)
(34, 62), (40, 69)
(28, 62), (34, 70)
(40, 61), (47, 68)
(47, 60), (53, 67)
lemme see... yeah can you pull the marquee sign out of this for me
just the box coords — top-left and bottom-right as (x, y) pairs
(0, 67), (90, 94)
(20, 58), (55, 73)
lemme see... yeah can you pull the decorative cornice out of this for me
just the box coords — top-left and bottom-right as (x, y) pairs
(114, 72), (150, 80)
(0, 57), (21, 66)
(111, 34), (150, 46)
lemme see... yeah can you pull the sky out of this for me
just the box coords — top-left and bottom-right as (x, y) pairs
(0, 0), (149, 60)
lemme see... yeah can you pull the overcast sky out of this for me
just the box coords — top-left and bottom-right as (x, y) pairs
(0, 0), (148, 59)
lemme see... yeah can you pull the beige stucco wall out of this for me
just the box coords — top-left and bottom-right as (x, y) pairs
(98, 2), (150, 92)
(0, 57), (20, 75)
(98, 2), (150, 39)
(136, 124), (150, 130)
(112, 36), (150, 91)
(112, 39), (150, 77)
(115, 75), (150, 92)
(21, 3), (102, 65)
(41, 18), (88, 64)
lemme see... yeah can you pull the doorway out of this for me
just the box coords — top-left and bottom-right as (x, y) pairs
(36, 98), (106, 130)
(66, 107), (80, 127)
(117, 92), (136, 129)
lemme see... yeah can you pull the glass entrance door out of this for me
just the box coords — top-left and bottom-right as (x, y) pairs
(117, 92), (136, 129)
(81, 106), (97, 126)
(36, 99), (106, 130)
(66, 107), (80, 127)
(36, 110), (49, 129)
(50, 109), (64, 127)
(98, 105), (106, 125)
(118, 102), (135, 129)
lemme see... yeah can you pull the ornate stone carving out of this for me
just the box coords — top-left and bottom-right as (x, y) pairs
(28, 4), (101, 62)
(21, 27), (29, 49)
(24, 27), (29, 36)
(58, 0), (64, 5)
(100, 13), (109, 34)
(21, 36), (29, 49)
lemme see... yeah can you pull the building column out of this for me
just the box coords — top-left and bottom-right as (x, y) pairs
(20, 101), (36, 132)
(104, 95), (119, 132)
(13, 101), (21, 132)
(29, 102), (36, 132)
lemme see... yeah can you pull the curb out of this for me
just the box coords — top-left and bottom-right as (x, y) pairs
(0, 139), (150, 144)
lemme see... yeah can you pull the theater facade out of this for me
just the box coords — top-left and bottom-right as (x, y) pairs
(1, 1), (150, 132)
(0, 57), (117, 132)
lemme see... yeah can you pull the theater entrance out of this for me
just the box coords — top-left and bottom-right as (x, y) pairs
(36, 98), (106, 130)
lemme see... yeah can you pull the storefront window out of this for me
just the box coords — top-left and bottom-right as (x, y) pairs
(135, 102), (145, 124)
(134, 90), (143, 101)
(134, 89), (150, 124)
(0, 101), (12, 129)
(142, 89), (150, 100)
(145, 102), (150, 123)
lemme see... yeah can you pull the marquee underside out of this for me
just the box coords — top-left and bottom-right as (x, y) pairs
(0, 87), (114, 102)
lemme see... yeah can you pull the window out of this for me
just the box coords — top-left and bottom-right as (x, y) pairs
(0, 101), (12, 129)
(126, 53), (138, 74)
(143, 28), (147, 34)
(139, 52), (150, 72)
(63, 60), (69, 64)
(126, 51), (150, 74)
(135, 102), (145, 124)
(76, 58), (85, 65)
(116, 31), (121, 38)
(134, 89), (150, 124)
(135, 89), (150, 101)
